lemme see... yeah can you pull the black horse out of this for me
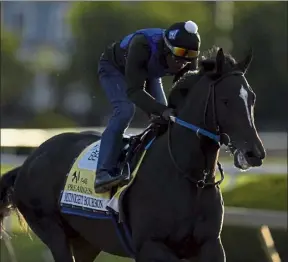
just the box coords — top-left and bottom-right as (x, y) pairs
(0, 48), (265, 262)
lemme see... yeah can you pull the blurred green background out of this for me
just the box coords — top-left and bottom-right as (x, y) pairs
(1, 1), (287, 262)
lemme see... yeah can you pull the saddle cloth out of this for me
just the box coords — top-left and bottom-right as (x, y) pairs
(59, 127), (156, 218)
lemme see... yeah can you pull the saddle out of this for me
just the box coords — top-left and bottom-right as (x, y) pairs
(80, 118), (168, 188)
(60, 120), (168, 220)
(116, 121), (166, 186)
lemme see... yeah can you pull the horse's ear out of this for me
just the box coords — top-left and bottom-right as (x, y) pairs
(237, 48), (253, 74)
(216, 48), (225, 73)
(200, 60), (216, 72)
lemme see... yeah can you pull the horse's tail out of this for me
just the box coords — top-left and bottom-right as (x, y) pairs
(0, 167), (22, 237)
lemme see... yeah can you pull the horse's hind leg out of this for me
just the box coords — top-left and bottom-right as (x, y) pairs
(71, 235), (101, 262)
(17, 203), (74, 262)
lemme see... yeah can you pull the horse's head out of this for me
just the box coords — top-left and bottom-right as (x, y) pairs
(202, 48), (266, 170)
(173, 47), (266, 171)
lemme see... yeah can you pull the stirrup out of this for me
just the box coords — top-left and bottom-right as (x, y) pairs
(118, 162), (131, 187)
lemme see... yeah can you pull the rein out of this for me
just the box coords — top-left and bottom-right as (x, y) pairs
(167, 118), (224, 188)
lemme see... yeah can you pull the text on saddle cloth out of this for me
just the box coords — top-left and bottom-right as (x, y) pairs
(60, 139), (148, 215)
(77, 140), (101, 171)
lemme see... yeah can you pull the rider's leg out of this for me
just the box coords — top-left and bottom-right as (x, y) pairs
(95, 59), (135, 192)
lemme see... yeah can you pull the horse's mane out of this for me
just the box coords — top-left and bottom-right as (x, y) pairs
(169, 46), (237, 109)
(173, 46), (237, 86)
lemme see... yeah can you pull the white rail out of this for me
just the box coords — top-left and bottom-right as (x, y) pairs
(224, 207), (287, 229)
(1, 128), (287, 150)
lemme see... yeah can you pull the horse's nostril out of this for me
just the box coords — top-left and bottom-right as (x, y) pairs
(245, 151), (254, 158)
(246, 149), (265, 160)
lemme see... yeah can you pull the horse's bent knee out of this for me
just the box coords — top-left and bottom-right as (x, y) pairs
(193, 218), (222, 243)
(198, 238), (226, 262)
(136, 240), (181, 262)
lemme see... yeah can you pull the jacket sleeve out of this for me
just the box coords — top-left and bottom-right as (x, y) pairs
(125, 34), (168, 116)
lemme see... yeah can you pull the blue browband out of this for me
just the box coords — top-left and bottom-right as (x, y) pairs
(170, 116), (220, 143)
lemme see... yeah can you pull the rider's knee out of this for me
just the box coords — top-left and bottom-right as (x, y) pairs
(114, 102), (135, 125)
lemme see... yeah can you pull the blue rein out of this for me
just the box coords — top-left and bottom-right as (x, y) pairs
(170, 116), (220, 143)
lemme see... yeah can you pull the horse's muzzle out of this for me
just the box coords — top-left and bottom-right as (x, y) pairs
(244, 151), (263, 167)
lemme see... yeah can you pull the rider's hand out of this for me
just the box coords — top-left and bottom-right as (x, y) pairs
(161, 108), (176, 121)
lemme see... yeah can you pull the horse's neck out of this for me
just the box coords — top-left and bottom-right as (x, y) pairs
(169, 85), (219, 177)
(169, 126), (218, 176)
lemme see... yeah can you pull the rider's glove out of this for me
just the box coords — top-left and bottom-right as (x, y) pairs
(161, 108), (176, 121)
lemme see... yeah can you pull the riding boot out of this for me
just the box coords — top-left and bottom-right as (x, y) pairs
(94, 122), (127, 193)
(94, 168), (123, 193)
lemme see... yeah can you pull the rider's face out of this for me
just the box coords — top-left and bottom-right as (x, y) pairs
(166, 53), (189, 73)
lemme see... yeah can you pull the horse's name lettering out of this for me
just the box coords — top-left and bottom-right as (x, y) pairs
(64, 193), (104, 209)
(64, 193), (83, 205)
(84, 196), (103, 209)
(67, 184), (92, 195)
(88, 145), (99, 161)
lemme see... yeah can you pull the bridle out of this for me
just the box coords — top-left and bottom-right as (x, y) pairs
(167, 70), (244, 188)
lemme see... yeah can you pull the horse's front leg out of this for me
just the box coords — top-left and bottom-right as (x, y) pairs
(136, 240), (181, 262)
(193, 186), (226, 262)
(198, 237), (226, 262)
